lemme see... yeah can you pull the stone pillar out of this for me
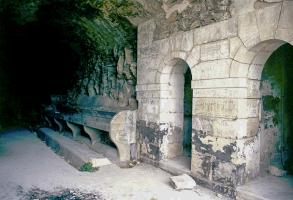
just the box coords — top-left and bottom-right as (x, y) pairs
(136, 84), (162, 162)
(159, 71), (185, 159)
(191, 76), (260, 197)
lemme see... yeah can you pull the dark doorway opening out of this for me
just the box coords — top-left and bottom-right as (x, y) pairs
(183, 67), (192, 158)
(260, 43), (293, 175)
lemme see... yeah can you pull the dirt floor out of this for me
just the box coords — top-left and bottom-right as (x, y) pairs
(0, 129), (227, 200)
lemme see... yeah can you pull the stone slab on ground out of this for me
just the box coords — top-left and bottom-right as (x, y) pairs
(236, 175), (293, 200)
(170, 174), (197, 190)
(37, 128), (112, 169)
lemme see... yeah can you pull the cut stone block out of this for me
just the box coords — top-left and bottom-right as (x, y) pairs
(170, 174), (196, 190)
(200, 39), (229, 61)
(238, 11), (261, 48)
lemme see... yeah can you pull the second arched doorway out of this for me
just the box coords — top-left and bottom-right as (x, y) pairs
(158, 58), (192, 172)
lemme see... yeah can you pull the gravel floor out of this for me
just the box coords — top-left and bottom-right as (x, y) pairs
(17, 187), (104, 200)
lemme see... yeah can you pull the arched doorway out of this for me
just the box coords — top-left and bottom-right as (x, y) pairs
(236, 39), (293, 200)
(259, 43), (293, 175)
(159, 58), (192, 172)
(235, 38), (293, 178)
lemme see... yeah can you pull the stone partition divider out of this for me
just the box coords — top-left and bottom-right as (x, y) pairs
(110, 110), (137, 162)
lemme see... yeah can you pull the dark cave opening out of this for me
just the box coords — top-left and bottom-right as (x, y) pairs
(0, 6), (80, 130)
(0, 1), (137, 131)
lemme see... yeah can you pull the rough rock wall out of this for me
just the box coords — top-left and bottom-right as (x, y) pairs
(65, 47), (138, 112)
(153, 0), (232, 40)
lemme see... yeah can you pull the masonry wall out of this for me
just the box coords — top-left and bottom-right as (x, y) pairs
(136, 0), (293, 198)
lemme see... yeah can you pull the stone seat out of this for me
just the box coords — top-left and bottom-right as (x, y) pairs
(62, 111), (115, 132)
(44, 106), (137, 164)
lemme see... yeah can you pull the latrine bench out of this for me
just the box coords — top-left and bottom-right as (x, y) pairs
(44, 104), (137, 163)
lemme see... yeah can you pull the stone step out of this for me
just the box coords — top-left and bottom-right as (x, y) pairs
(236, 188), (266, 200)
(37, 128), (112, 170)
(236, 175), (293, 200)
(159, 156), (192, 176)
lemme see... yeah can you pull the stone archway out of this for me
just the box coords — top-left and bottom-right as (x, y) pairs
(228, 1), (293, 181)
(158, 58), (193, 171)
(238, 40), (293, 176)
(259, 43), (293, 175)
(222, 38), (293, 182)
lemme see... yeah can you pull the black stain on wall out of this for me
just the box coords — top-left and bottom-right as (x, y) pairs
(137, 120), (184, 161)
(192, 129), (244, 198)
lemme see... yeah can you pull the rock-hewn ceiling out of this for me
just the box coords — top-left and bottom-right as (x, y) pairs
(128, 0), (231, 40)
(128, 0), (231, 26)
